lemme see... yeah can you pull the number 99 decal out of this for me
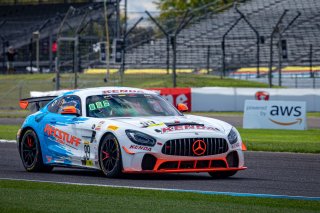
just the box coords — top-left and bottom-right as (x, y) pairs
(84, 144), (90, 160)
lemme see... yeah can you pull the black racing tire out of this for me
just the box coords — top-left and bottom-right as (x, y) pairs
(20, 129), (53, 172)
(99, 134), (122, 178)
(208, 171), (238, 179)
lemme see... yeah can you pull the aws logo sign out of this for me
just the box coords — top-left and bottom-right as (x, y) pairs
(243, 100), (306, 130)
(269, 105), (303, 126)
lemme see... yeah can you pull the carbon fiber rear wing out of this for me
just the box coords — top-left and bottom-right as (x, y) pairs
(19, 96), (57, 111)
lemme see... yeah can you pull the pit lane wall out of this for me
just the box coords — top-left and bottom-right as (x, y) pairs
(152, 88), (320, 112)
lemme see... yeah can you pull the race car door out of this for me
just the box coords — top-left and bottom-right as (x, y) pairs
(41, 95), (83, 165)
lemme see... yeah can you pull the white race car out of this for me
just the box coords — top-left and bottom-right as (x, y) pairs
(18, 87), (247, 178)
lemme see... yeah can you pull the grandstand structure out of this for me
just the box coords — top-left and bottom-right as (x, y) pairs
(123, 0), (320, 81)
(0, 0), (120, 72)
(0, 0), (319, 87)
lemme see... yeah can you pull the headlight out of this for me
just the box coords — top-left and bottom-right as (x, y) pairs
(228, 127), (238, 145)
(125, 130), (156, 146)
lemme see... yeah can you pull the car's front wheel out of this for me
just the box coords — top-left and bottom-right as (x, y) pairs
(99, 134), (122, 178)
(208, 171), (237, 179)
(20, 129), (53, 172)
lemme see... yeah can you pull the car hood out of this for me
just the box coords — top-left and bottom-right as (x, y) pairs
(108, 115), (231, 135)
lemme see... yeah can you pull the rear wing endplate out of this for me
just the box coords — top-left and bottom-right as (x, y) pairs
(19, 96), (57, 111)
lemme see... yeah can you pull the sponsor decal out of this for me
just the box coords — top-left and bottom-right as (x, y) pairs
(103, 89), (144, 94)
(129, 145), (152, 151)
(81, 160), (94, 166)
(269, 105), (303, 126)
(192, 140), (206, 156)
(269, 118), (302, 126)
(89, 100), (110, 111)
(44, 124), (81, 147)
(243, 100), (306, 130)
(84, 144), (90, 159)
(149, 88), (192, 111)
(161, 125), (217, 133)
(95, 121), (105, 131)
(107, 125), (119, 131)
(255, 91), (270, 101)
(140, 120), (165, 128)
(148, 122), (165, 127)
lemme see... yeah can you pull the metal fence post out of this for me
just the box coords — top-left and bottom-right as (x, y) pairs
(268, 10), (288, 88)
(55, 43), (60, 90)
(145, 11), (170, 75)
(222, 16), (242, 78)
(235, 7), (260, 78)
(29, 38), (33, 74)
(121, 17), (143, 84)
(310, 44), (313, 78)
(206, 45), (211, 74)
(74, 36), (79, 89)
(0, 21), (6, 73)
(278, 33), (282, 87)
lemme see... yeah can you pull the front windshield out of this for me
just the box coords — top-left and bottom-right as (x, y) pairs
(86, 93), (182, 118)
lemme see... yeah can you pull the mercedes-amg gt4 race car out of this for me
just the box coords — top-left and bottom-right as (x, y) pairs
(17, 87), (247, 178)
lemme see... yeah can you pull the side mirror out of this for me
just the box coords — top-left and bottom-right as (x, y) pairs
(61, 106), (80, 116)
(177, 103), (188, 112)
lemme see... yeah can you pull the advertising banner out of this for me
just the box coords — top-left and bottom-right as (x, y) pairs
(150, 88), (192, 111)
(243, 100), (307, 130)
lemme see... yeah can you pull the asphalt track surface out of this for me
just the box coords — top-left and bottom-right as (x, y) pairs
(1, 142), (319, 198)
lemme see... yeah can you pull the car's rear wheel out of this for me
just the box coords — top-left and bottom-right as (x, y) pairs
(99, 134), (122, 178)
(20, 129), (53, 172)
(208, 171), (237, 179)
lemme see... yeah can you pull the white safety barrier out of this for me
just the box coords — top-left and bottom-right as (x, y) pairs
(191, 88), (320, 112)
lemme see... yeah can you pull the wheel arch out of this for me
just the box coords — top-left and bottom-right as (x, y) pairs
(98, 131), (118, 150)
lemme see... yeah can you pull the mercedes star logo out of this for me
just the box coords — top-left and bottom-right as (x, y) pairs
(192, 140), (206, 156)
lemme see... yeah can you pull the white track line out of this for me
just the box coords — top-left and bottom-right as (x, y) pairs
(0, 139), (16, 143)
(0, 178), (319, 201)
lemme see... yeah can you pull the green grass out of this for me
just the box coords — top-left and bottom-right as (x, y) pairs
(307, 112), (320, 118)
(0, 73), (273, 110)
(0, 180), (318, 213)
(239, 128), (320, 153)
(1, 125), (319, 153)
(0, 125), (18, 140)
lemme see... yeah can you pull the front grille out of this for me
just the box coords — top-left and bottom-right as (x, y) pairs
(161, 138), (228, 156)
